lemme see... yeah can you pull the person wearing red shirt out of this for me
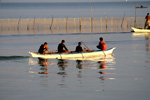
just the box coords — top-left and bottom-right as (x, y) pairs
(97, 37), (107, 51)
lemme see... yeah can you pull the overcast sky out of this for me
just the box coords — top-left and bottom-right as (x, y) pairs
(1, 0), (149, 2)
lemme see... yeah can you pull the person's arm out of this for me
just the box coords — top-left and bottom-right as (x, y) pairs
(63, 44), (68, 51)
(44, 45), (49, 51)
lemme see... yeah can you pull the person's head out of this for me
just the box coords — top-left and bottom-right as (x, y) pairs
(99, 37), (103, 41)
(78, 42), (81, 46)
(147, 13), (149, 15)
(44, 42), (47, 46)
(61, 40), (65, 44)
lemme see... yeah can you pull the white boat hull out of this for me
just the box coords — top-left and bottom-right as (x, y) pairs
(29, 47), (116, 59)
(131, 27), (150, 33)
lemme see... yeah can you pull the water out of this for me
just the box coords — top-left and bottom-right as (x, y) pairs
(0, 1), (150, 18)
(0, 1), (150, 100)
(0, 32), (150, 100)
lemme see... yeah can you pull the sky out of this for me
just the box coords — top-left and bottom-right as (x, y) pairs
(1, 0), (149, 2)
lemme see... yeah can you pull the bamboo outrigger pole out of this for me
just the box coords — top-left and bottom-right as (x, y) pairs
(81, 41), (90, 50)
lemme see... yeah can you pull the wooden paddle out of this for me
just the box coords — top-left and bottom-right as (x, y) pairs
(102, 50), (106, 57)
(81, 41), (90, 50)
(81, 41), (106, 57)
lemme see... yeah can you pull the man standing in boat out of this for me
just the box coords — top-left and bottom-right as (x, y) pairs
(144, 13), (150, 29)
(97, 37), (107, 51)
(38, 42), (49, 54)
(58, 40), (70, 53)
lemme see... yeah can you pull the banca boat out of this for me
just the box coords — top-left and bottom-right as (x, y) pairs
(29, 47), (116, 59)
(131, 27), (150, 33)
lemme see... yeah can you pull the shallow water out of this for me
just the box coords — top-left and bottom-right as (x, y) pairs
(0, 32), (150, 100)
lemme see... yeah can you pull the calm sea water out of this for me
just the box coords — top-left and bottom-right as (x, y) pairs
(0, 32), (150, 100)
(0, 1), (150, 100)
(0, 1), (150, 18)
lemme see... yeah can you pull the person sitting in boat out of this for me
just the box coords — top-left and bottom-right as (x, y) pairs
(38, 42), (49, 54)
(58, 40), (70, 53)
(75, 42), (86, 52)
(144, 13), (150, 29)
(97, 37), (107, 51)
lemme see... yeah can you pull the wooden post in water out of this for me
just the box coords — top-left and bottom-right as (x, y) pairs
(79, 18), (82, 32)
(74, 18), (76, 29)
(66, 17), (68, 30)
(59, 18), (60, 30)
(44, 18), (46, 33)
(8, 19), (9, 31)
(100, 17), (102, 32)
(84, 18), (86, 29)
(127, 17), (128, 28)
(89, 3), (93, 33)
(111, 17), (113, 32)
(139, 17), (141, 28)
(105, 16), (107, 29)
(27, 18), (29, 31)
(14, 19), (15, 31)
(111, 17), (113, 27)
(134, 0), (137, 27)
(50, 15), (53, 30)
(74, 18), (76, 33)
(44, 18), (46, 29)
(33, 17), (35, 30)
(90, 17), (93, 33)
(121, 13), (125, 28)
(66, 17), (68, 33)
(17, 16), (21, 31)
(38, 18), (39, 31)
(33, 17), (35, 33)
(117, 17), (119, 32)
(21, 18), (22, 33)
(54, 18), (56, 29)
(117, 17), (119, 28)
(0, 19), (3, 32)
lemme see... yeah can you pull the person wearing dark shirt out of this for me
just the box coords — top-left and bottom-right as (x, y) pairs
(144, 13), (150, 29)
(75, 42), (84, 52)
(58, 40), (69, 53)
(38, 42), (49, 54)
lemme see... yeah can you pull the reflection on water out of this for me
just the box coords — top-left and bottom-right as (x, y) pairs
(28, 55), (115, 74)
(28, 55), (116, 89)
(38, 58), (49, 75)
(132, 32), (150, 39)
(98, 60), (107, 74)
(132, 32), (150, 64)
(145, 33), (150, 53)
(98, 58), (116, 81)
(57, 59), (68, 88)
(76, 60), (83, 69)
(57, 59), (68, 71)
(132, 32), (150, 52)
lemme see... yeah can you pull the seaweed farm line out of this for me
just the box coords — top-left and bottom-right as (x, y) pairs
(0, 17), (145, 34)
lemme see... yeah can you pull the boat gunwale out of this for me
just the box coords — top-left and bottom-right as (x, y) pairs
(131, 27), (150, 33)
(29, 47), (115, 55)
